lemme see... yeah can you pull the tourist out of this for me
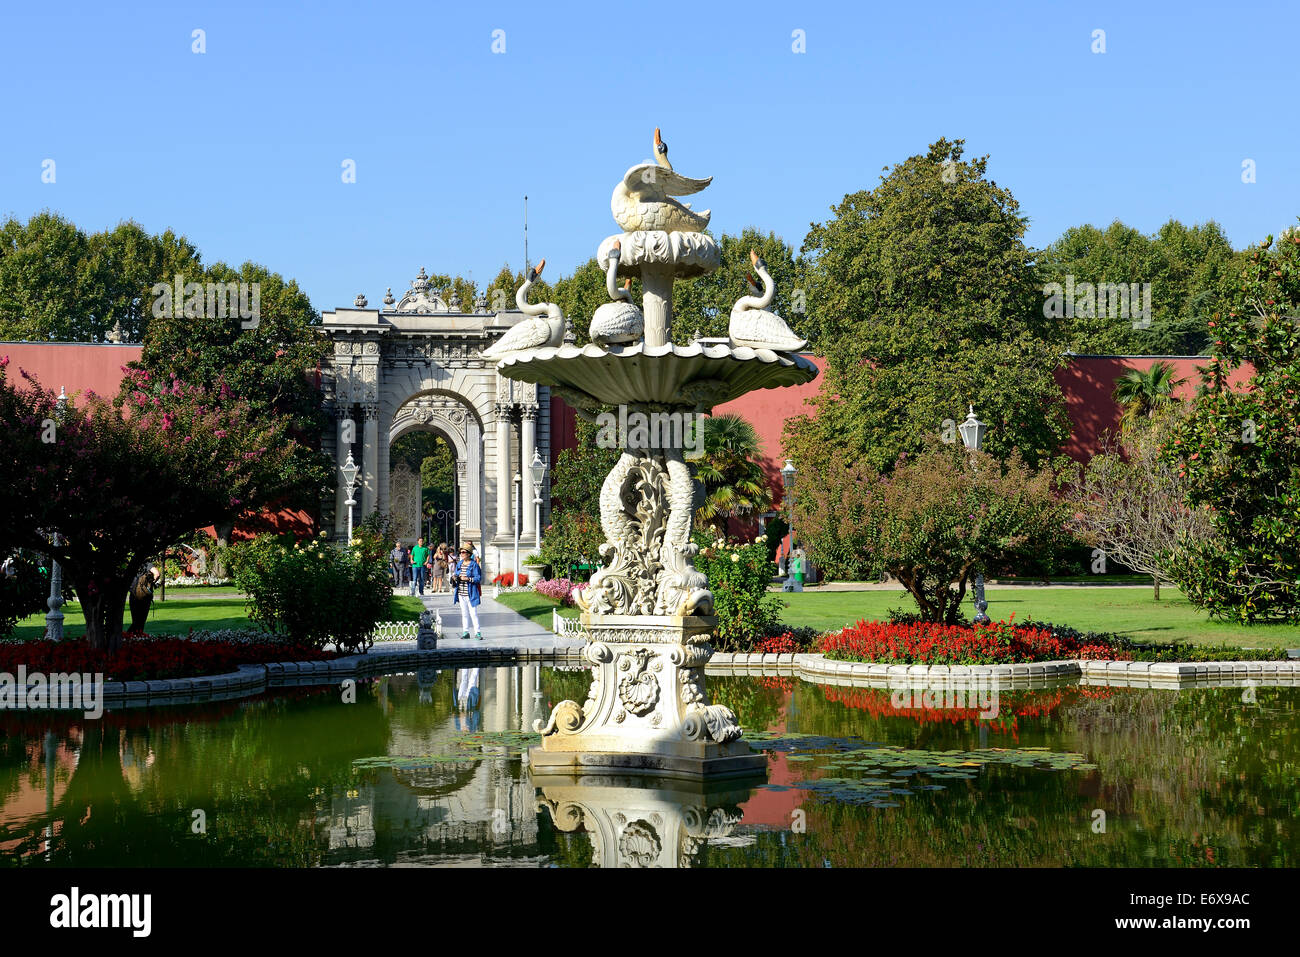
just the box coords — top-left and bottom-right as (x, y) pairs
(411, 537), (429, 596)
(389, 540), (404, 587)
(451, 544), (483, 639)
(431, 543), (448, 593)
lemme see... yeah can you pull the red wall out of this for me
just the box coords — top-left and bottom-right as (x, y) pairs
(0, 342), (143, 401)
(2, 340), (314, 540)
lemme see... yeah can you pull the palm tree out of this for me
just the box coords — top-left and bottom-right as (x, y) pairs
(1113, 361), (1185, 432)
(692, 414), (773, 535)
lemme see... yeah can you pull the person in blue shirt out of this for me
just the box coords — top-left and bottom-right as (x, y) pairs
(451, 544), (483, 639)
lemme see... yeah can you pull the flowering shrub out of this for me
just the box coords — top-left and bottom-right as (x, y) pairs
(0, 635), (337, 682)
(229, 532), (390, 653)
(535, 577), (584, 606)
(537, 511), (605, 581)
(492, 571), (529, 587)
(818, 617), (1126, 665)
(694, 534), (784, 651)
(753, 628), (820, 655)
(164, 575), (232, 587)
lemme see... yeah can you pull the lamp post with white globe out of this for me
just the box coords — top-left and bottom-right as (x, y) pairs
(529, 450), (547, 553)
(780, 458), (801, 592)
(340, 452), (360, 544)
(957, 406), (991, 624)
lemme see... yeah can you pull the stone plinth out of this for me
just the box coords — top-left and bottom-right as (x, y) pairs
(530, 614), (766, 779)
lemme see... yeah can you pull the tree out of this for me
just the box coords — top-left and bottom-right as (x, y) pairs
(1036, 219), (1243, 355)
(1113, 361), (1185, 432)
(0, 214), (202, 342)
(692, 414), (772, 535)
(1069, 410), (1212, 598)
(788, 138), (1070, 475)
(794, 442), (1071, 622)
(129, 259), (331, 566)
(0, 362), (300, 651)
(1163, 228), (1300, 622)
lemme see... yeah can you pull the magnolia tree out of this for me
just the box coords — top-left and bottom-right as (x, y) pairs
(0, 362), (300, 651)
(1069, 412), (1212, 599)
(1163, 229), (1300, 622)
(795, 443), (1072, 623)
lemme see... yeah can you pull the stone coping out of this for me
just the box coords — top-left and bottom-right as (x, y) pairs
(704, 653), (1300, 689)
(13, 647), (1300, 712)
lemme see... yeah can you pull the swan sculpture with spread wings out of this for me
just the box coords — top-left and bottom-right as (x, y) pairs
(481, 259), (566, 358)
(728, 249), (807, 352)
(589, 240), (645, 346)
(611, 128), (712, 233)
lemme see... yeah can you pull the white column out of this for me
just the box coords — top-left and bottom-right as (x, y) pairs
(520, 405), (537, 540)
(334, 407), (352, 540)
(495, 403), (512, 542)
(361, 403), (379, 517)
(465, 418), (482, 541)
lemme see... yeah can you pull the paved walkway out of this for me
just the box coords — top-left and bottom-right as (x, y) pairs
(372, 588), (581, 653)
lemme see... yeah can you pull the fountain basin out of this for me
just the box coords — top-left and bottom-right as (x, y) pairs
(495, 340), (818, 410)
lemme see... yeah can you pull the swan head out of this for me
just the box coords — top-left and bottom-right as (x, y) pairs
(611, 239), (621, 260)
(529, 259), (545, 283)
(746, 273), (761, 296)
(749, 248), (767, 272)
(654, 127), (672, 170)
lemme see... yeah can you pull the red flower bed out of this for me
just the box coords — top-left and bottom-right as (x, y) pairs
(754, 632), (802, 655)
(492, 571), (528, 587)
(0, 637), (339, 682)
(817, 618), (1126, 665)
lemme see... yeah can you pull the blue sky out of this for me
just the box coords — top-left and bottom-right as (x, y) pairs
(3, 0), (1296, 313)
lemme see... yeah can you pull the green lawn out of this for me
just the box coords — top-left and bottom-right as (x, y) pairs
(495, 591), (578, 630)
(9, 594), (425, 640)
(777, 587), (1300, 649)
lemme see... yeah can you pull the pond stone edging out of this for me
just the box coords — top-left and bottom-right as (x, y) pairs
(90, 644), (589, 709)
(705, 652), (1300, 689)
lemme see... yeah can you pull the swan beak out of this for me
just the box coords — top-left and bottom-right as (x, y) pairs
(535, 258), (545, 277)
(654, 127), (662, 147)
(623, 279), (632, 290)
(749, 249), (759, 267)
(747, 273), (758, 287)
(612, 239), (621, 255)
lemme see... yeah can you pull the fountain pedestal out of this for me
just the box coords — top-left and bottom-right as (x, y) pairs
(529, 613), (765, 779)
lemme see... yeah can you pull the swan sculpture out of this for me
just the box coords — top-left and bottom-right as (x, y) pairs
(728, 249), (807, 352)
(589, 240), (645, 346)
(611, 128), (711, 233)
(481, 259), (566, 358)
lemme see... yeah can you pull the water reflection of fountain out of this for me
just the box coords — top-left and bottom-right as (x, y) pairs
(533, 774), (753, 868)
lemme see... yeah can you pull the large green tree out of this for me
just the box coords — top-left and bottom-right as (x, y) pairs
(787, 138), (1070, 475)
(0, 214), (202, 342)
(1036, 219), (1243, 356)
(1163, 228), (1300, 622)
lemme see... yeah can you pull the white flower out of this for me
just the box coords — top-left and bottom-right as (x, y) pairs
(755, 534), (766, 543)
(731, 553), (740, 562)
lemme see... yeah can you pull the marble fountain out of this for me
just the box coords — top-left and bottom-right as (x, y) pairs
(484, 129), (818, 783)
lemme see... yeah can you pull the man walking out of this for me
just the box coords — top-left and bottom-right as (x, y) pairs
(411, 537), (429, 596)
(390, 541), (404, 588)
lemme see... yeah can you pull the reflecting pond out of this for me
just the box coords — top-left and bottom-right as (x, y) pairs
(1, 665), (1297, 867)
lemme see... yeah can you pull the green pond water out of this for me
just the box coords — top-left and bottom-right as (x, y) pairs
(1, 666), (1297, 867)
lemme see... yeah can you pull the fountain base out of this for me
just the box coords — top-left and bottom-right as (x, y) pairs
(530, 614), (767, 780)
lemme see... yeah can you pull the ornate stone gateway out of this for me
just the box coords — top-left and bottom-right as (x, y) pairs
(493, 130), (818, 778)
(388, 462), (421, 543)
(320, 271), (551, 575)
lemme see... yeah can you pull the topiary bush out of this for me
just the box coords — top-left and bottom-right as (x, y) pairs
(229, 532), (390, 653)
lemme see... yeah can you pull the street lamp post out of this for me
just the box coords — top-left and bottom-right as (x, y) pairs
(529, 449), (548, 553)
(340, 452), (360, 544)
(512, 473), (522, 583)
(780, 458), (801, 592)
(957, 405), (991, 624)
(45, 387), (69, 642)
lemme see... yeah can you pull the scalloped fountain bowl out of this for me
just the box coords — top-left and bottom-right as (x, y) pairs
(494, 340), (818, 409)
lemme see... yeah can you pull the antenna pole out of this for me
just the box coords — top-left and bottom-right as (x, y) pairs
(524, 195), (529, 274)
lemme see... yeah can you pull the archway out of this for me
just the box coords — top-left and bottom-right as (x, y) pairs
(389, 429), (457, 549)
